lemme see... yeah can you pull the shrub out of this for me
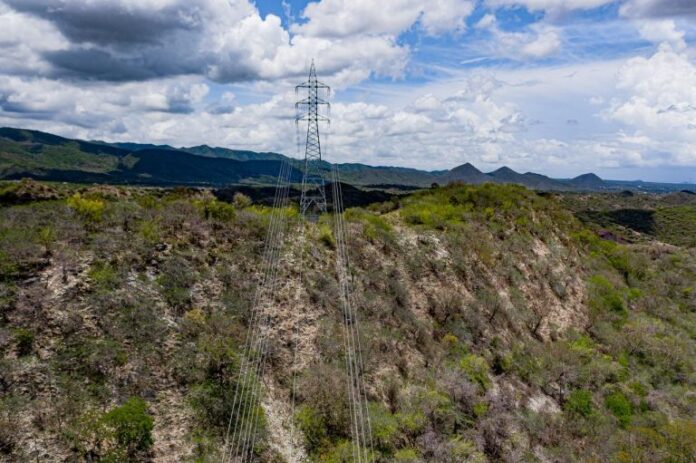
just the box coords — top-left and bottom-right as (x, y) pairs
(68, 398), (154, 461)
(318, 224), (336, 249)
(369, 403), (400, 453)
(460, 354), (491, 391)
(449, 437), (486, 462)
(37, 226), (55, 255)
(13, 328), (34, 356)
(204, 199), (236, 222)
(393, 448), (419, 462)
(233, 192), (252, 209)
(321, 440), (354, 463)
(189, 380), (266, 440)
(158, 256), (196, 309)
(564, 389), (593, 417)
(605, 391), (632, 427)
(345, 208), (395, 244)
(396, 410), (428, 437)
(88, 262), (120, 291)
(67, 193), (105, 222)
(589, 275), (626, 315)
(296, 405), (327, 453)
(103, 397), (154, 455)
(138, 219), (161, 244)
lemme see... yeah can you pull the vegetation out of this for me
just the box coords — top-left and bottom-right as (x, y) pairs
(0, 181), (694, 462)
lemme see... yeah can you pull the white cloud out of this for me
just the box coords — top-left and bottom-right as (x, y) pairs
(620, 0), (696, 19)
(0, 0), (413, 86)
(605, 44), (696, 164)
(521, 26), (562, 57)
(486, 0), (614, 15)
(635, 19), (686, 49)
(420, 0), (475, 35)
(476, 16), (562, 59)
(293, 0), (475, 38)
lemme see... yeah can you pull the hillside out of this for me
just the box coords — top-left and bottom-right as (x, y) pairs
(1, 181), (694, 462)
(565, 190), (696, 247)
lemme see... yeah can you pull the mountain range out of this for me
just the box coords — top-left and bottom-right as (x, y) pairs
(0, 127), (692, 192)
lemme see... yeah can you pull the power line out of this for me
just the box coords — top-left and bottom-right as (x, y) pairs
(223, 61), (373, 463)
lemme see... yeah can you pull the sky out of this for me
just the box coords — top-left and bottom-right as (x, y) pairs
(0, 1), (695, 181)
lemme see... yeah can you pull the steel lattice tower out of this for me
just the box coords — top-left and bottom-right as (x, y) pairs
(296, 60), (330, 219)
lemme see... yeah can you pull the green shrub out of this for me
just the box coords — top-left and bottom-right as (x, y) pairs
(13, 328), (34, 356)
(103, 397), (154, 455)
(89, 262), (120, 291)
(199, 199), (236, 222)
(564, 389), (593, 417)
(318, 224), (336, 249)
(55, 337), (128, 384)
(37, 226), (55, 255)
(321, 440), (354, 463)
(67, 398), (154, 461)
(449, 437), (486, 462)
(395, 410), (428, 437)
(138, 219), (161, 244)
(369, 403), (400, 452)
(605, 391), (632, 427)
(296, 405), (327, 453)
(589, 275), (626, 315)
(393, 448), (419, 462)
(345, 208), (395, 243)
(67, 193), (105, 222)
(189, 379), (266, 438)
(460, 354), (491, 390)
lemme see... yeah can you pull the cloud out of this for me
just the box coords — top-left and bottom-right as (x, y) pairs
(485, 0), (614, 15)
(635, 19), (686, 49)
(521, 26), (562, 57)
(476, 15), (562, 59)
(620, 0), (696, 19)
(0, 0), (413, 85)
(1, 0), (696, 180)
(420, 0), (475, 35)
(292, 0), (475, 38)
(604, 44), (696, 164)
(0, 3), (68, 77)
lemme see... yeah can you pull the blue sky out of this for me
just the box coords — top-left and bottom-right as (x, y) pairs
(0, 0), (695, 181)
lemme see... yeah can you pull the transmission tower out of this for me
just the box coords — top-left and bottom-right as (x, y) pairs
(296, 60), (330, 220)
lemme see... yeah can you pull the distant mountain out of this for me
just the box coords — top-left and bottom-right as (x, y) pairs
(104, 142), (176, 152)
(441, 163), (490, 184)
(565, 173), (607, 190)
(0, 127), (301, 186)
(329, 163), (440, 187)
(487, 166), (525, 183)
(182, 145), (286, 162)
(3, 126), (694, 193)
(486, 167), (567, 190)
